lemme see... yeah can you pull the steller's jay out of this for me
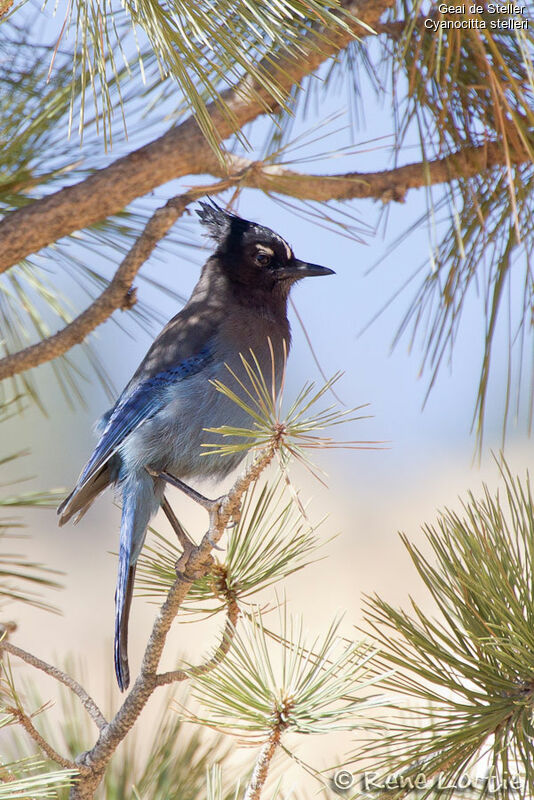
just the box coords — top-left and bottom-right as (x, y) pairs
(58, 201), (334, 691)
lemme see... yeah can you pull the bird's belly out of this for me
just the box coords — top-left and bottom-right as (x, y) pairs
(118, 367), (254, 482)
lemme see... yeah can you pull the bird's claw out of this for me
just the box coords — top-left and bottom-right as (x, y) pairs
(207, 534), (225, 551)
(205, 497), (226, 550)
(229, 504), (242, 528)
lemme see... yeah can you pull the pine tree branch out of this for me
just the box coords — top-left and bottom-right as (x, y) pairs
(0, 181), (230, 381)
(1, 138), (526, 384)
(0, 0), (392, 273)
(68, 450), (275, 798)
(222, 139), (532, 203)
(1, 642), (107, 731)
(243, 727), (283, 800)
(373, 19), (408, 37)
(6, 705), (86, 772)
(0, 450), (274, 799)
(154, 598), (240, 687)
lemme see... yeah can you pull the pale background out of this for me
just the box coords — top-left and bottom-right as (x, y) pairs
(1, 5), (530, 794)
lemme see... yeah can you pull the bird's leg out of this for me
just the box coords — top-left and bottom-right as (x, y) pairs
(155, 470), (225, 551)
(161, 496), (214, 579)
(161, 495), (195, 551)
(157, 471), (223, 512)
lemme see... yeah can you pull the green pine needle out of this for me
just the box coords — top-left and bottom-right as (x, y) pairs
(137, 476), (326, 615)
(360, 458), (534, 798)
(182, 608), (385, 744)
(39, 0), (361, 154)
(201, 349), (376, 484)
(0, 415), (63, 612)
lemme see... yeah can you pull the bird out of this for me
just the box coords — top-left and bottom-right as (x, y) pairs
(57, 200), (334, 691)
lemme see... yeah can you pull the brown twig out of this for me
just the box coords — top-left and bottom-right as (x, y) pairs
(1, 641), (107, 731)
(0, 0), (392, 273)
(203, 447), (278, 550)
(373, 19), (408, 37)
(243, 692), (294, 800)
(219, 142), (532, 205)
(243, 726), (283, 800)
(7, 705), (86, 773)
(0, 181), (231, 381)
(66, 450), (275, 798)
(155, 598), (240, 686)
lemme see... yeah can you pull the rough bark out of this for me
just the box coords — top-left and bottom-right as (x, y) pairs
(0, 0), (393, 273)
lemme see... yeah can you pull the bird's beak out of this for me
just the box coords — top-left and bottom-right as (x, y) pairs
(276, 259), (335, 279)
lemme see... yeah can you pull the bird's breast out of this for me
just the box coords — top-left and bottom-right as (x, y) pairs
(118, 324), (287, 483)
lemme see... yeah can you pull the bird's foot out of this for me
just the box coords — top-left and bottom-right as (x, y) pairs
(229, 502), (243, 528)
(175, 550), (214, 582)
(206, 496), (226, 550)
(206, 531), (225, 551)
(207, 497), (245, 542)
(152, 470), (237, 551)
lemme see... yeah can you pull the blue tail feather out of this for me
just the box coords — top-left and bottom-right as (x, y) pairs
(114, 475), (162, 691)
(114, 488), (137, 691)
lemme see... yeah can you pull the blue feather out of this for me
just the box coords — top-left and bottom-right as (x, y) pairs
(115, 472), (164, 690)
(115, 488), (135, 691)
(59, 202), (328, 693)
(79, 346), (213, 489)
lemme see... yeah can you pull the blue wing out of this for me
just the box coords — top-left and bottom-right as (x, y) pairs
(78, 346), (213, 489)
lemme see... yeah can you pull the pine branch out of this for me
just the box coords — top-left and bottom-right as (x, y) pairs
(0, 181), (231, 381)
(0, 449), (274, 800)
(1, 642), (107, 731)
(360, 460), (534, 792)
(155, 599), (239, 686)
(0, 449), (273, 798)
(218, 140), (533, 203)
(0, 0), (391, 273)
(243, 727), (282, 800)
(1, 134), (527, 384)
(6, 706), (83, 773)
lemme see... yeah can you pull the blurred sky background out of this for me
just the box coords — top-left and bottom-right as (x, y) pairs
(1, 2), (532, 791)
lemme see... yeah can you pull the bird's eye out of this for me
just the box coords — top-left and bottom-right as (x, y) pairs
(254, 251), (272, 267)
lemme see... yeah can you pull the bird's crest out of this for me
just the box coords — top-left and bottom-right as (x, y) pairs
(196, 200), (239, 243)
(196, 200), (298, 266)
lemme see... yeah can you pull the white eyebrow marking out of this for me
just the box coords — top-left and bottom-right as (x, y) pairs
(282, 239), (293, 260)
(256, 245), (275, 256)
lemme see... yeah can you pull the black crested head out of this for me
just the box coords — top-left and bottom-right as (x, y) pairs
(196, 199), (335, 299)
(196, 200), (246, 244)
